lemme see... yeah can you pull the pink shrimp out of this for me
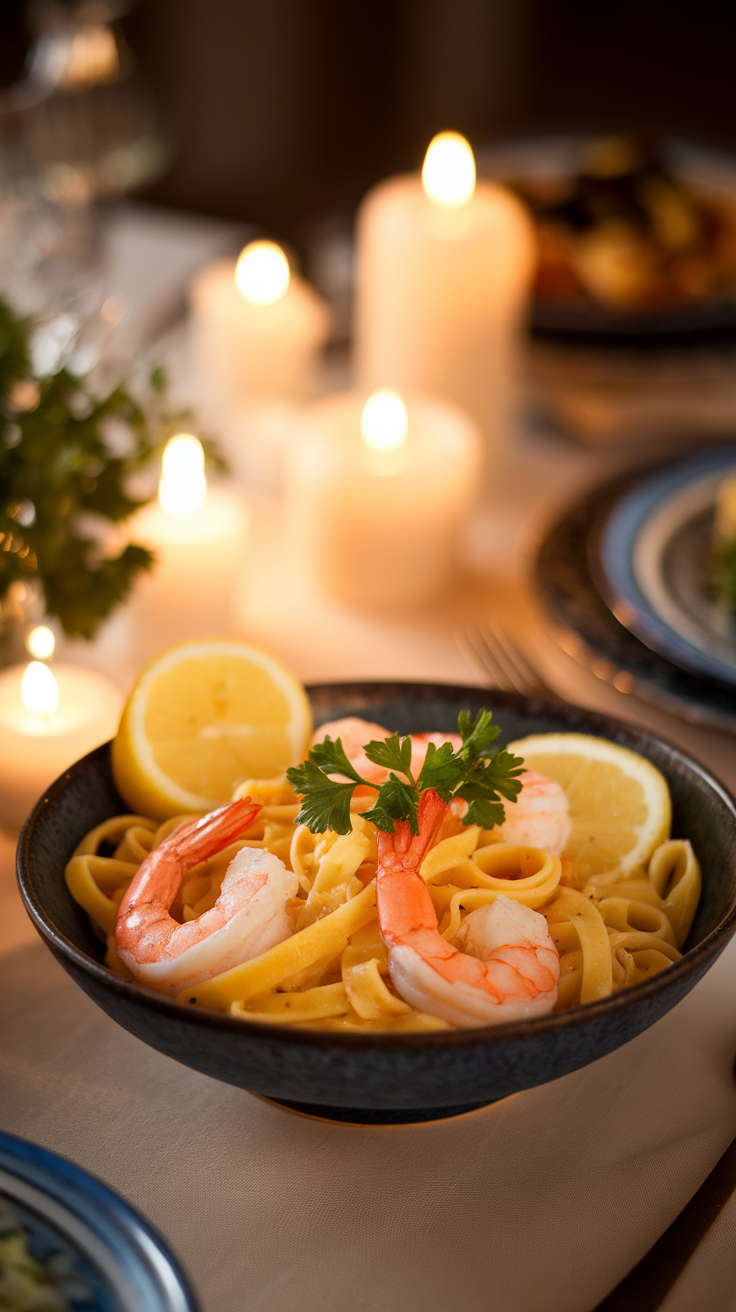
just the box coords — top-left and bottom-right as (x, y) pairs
(376, 790), (560, 1028)
(116, 798), (298, 996)
(312, 717), (462, 788)
(495, 770), (571, 856)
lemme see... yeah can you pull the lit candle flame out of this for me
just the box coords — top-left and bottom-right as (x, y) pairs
(21, 661), (59, 716)
(27, 625), (55, 660)
(235, 240), (291, 305)
(158, 434), (207, 518)
(422, 132), (476, 208)
(360, 391), (408, 453)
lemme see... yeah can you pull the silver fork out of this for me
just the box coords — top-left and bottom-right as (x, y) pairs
(459, 624), (558, 700)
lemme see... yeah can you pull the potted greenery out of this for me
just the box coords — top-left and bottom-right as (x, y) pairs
(0, 295), (218, 661)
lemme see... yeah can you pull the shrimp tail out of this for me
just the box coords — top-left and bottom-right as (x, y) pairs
(376, 788), (448, 869)
(376, 789), (448, 947)
(117, 797), (263, 933)
(169, 797), (263, 864)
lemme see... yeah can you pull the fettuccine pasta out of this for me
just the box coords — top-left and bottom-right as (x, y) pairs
(65, 769), (701, 1032)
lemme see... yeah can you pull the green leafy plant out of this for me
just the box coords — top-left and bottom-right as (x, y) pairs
(0, 297), (220, 639)
(286, 709), (525, 835)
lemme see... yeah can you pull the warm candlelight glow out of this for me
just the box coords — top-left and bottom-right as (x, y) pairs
(27, 626), (55, 660)
(421, 132), (476, 209)
(360, 390), (408, 453)
(287, 392), (481, 606)
(235, 241), (291, 305)
(159, 434), (207, 518)
(21, 661), (59, 716)
(32, 23), (120, 90)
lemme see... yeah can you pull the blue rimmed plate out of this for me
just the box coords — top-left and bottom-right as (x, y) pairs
(598, 447), (736, 685)
(0, 1132), (198, 1312)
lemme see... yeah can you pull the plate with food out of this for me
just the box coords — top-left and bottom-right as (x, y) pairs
(536, 463), (736, 729)
(16, 642), (736, 1123)
(597, 446), (736, 685)
(479, 134), (736, 337)
(0, 1129), (197, 1312)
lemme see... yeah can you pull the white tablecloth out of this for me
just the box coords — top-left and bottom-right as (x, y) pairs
(1, 205), (736, 1312)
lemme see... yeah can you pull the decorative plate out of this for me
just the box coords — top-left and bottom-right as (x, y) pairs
(598, 447), (736, 685)
(0, 1132), (198, 1312)
(535, 457), (736, 732)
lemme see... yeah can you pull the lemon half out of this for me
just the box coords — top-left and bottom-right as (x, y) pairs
(507, 732), (671, 881)
(112, 640), (312, 819)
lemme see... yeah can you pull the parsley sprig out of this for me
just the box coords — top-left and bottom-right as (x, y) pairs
(286, 709), (525, 836)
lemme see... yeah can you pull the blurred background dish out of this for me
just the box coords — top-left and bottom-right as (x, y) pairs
(480, 135), (736, 337)
(479, 135), (736, 446)
(597, 446), (736, 685)
(0, 1129), (198, 1312)
(537, 458), (736, 731)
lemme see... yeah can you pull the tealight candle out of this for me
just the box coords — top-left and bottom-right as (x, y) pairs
(284, 389), (481, 606)
(354, 131), (534, 457)
(128, 433), (248, 660)
(189, 239), (330, 410)
(0, 657), (123, 834)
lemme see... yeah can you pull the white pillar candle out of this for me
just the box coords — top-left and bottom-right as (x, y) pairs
(0, 660), (123, 834)
(354, 132), (534, 457)
(128, 435), (248, 661)
(189, 240), (330, 410)
(284, 389), (481, 607)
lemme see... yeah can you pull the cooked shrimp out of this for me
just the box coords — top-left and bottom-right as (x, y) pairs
(313, 717), (462, 787)
(408, 731), (463, 778)
(494, 770), (571, 856)
(376, 789), (559, 1028)
(116, 798), (298, 996)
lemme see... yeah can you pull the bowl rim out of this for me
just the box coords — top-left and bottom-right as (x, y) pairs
(16, 680), (736, 1052)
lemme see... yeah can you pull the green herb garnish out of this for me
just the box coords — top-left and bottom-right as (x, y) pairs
(286, 709), (524, 836)
(714, 536), (736, 608)
(0, 296), (224, 639)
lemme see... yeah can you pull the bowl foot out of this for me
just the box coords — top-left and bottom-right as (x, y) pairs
(256, 1096), (498, 1124)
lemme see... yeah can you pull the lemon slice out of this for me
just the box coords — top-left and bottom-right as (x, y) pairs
(112, 640), (312, 819)
(507, 732), (671, 881)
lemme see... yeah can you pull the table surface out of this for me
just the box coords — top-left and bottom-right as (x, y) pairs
(1, 204), (736, 1312)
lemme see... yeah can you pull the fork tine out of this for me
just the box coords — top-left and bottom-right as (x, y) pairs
(459, 624), (556, 699)
(477, 628), (531, 696)
(461, 628), (515, 692)
(493, 629), (553, 699)
(472, 627), (524, 697)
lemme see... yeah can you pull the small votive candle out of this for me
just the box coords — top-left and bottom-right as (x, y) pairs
(128, 434), (248, 659)
(284, 389), (481, 607)
(189, 239), (330, 409)
(0, 659), (123, 834)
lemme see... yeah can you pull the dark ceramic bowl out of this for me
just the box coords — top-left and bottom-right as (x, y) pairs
(17, 683), (736, 1124)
